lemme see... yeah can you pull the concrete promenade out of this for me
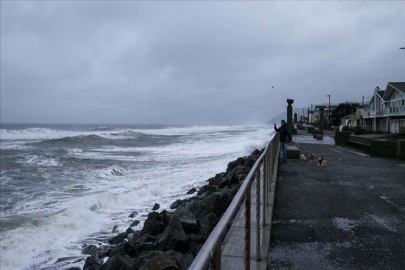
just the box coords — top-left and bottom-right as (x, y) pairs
(268, 134), (405, 269)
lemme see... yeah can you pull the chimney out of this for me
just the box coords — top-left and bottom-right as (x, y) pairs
(374, 86), (380, 93)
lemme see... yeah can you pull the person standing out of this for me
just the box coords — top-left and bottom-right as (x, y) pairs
(274, 119), (292, 163)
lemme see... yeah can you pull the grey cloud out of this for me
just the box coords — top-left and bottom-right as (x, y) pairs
(1, 1), (404, 124)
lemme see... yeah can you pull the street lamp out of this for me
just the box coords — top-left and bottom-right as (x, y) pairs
(327, 95), (331, 129)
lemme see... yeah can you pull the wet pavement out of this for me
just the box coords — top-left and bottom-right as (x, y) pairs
(268, 137), (405, 270)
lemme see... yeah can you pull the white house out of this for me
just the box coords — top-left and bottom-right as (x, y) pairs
(363, 82), (405, 133)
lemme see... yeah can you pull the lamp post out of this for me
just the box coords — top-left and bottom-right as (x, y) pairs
(327, 95), (331, 129)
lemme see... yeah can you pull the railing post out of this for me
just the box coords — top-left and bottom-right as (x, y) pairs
(256, 167), (261, 261)
(212, 244), (221, 270)
(262, 157), (266, 227)
(244, 183), (251, 270)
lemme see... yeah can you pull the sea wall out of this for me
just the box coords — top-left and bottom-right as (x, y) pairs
(80, 148), (264, 270)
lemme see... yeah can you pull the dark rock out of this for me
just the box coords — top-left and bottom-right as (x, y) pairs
(174, 209), (198, 233)
(139, 250), (163, 258)
(243, 155), (256, 167)
(112, 225), (119, 233)
(97, 254), (135, 270)
(179, 254), (194, 270)
(198, 213), (219, 238)
(157, 215), (188, 252)
(97, 245), (113, 258)
(170, 197), (197, 209)
(236, 174), (248, 182)
(227, 157), (246, 172)
(188, 244), (203, 257)
(81, 245), (98, 256)
(187, 234), (205, 249)
(188, 191), (232, 220)
(125, 227), (136, 234)
(207, 173), (225, 186)
(186, 188), (197, 195)
(197, 185), (218, 195)
(217, 174), (238, 189)
(164, 250), (183, 263)
(141, 212), (167, 236)
(83, 256), (101, 270)
(160, 210), (173, 227)
(130, 220), (140, 227)
(108, 232), (128, 245)
(233, 165), (251, 176)
(66, 267), (81, 270)
(147, 254), (178, 270)
(129, 211), (138, 218)
(109, 241), (145, 258)
(170, 199), (183, 209)
(152, 203), (160, 211)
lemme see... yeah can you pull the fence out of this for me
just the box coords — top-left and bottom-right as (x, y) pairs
(189, 133), (280, 270)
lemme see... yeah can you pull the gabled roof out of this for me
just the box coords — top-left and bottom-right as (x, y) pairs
(341, 112), (357, 120)
(383, 82), (405, 100)
(376, 90), (387, 101)
(390, 82), (405, 93)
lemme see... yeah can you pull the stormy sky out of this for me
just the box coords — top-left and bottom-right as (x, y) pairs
(1, 1), (404, 125)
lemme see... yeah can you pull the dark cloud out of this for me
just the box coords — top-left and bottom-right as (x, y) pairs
(1, 1), (404, 124)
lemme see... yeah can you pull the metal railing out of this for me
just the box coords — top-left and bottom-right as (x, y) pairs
(189, 133), (280, 270)
(364, 106), (405, 117)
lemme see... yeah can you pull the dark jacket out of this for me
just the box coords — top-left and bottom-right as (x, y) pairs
(275, 124), (291, 143)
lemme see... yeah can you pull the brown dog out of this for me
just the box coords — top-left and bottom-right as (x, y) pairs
(318, 156), (327, 167)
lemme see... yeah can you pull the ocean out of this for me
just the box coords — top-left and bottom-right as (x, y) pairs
(0, 124), (274, 270)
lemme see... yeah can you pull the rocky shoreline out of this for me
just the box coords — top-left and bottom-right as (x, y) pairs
(80, 148), (264, 270)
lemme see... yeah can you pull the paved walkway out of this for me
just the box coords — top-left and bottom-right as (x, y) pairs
(268, 135), (405, 270)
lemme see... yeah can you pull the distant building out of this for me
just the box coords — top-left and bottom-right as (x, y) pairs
(331, 102), (360, 127)
(363, 82), (405, 133)
(340, 112), (359, 128)
(310, 104), (338, 125)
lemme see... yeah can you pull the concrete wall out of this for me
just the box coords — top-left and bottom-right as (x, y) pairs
(334, 131), (351, 145)
(370, 140), (398, 158)
(399, 140), (405, 160)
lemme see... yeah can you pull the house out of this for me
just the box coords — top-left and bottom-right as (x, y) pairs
(331, 102), (360, 127)
(341, 112), (359, 128)
(310, 104), (338, 125)
(363, 82), (405, 133)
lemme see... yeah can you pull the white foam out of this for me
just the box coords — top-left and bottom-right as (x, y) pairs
(19, 155), (61, 167)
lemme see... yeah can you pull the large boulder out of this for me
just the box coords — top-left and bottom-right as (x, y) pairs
(179, 254), (194, 270)
(232, 165), (251, 176)
(83, 256), (102, 270)
(197, 185), (219, 195)
(97, 254), (136, 270)
(198, 213), (219, 238)
(157, 215), (188, 252)
(109, 241), (146, 258)
(186, 188), (197, 195)
(174, 209), (198, 233)
(141, 212), (167, 236)
(108, 232), (129, 245)
(226, 157), (245, 172)
(147, 254), (178, 270)
(217, 173), (238, 189)
(81, 245), (98, 256)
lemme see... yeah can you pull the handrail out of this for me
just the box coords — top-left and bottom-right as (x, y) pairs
(189, 133), (280, 270)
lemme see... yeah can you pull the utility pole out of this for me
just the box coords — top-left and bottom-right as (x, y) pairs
(327, 95), (331, 129)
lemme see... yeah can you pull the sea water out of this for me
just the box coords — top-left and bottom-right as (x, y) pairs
(0, 124), (274, 269)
